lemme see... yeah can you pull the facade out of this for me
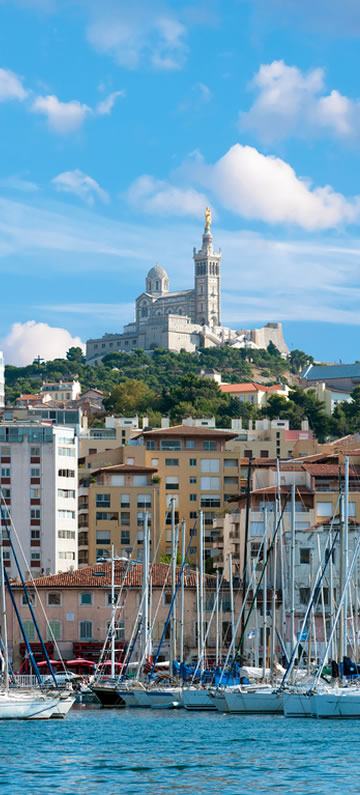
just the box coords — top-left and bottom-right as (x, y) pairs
(78, 463), (160, 566)
(7, 562), (223, 670)
(226, 418), (313, 460)
(41, 380), (81, 402)
(0, 421), (78, 576)
(86, 214), (288, 362)
(304, 381), (353, 414)
(219, 382), (290, 407)
(0, 350), (4, 408)
(301, 363), (360, 392)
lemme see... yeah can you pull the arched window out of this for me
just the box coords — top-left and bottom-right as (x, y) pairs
(155, 280), (159, 290)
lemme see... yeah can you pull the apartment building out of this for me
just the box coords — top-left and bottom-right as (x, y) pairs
(41, 379), (81, 402)
(0, 421), (78, 576)
(79, 416), (143, 461)
(79, 463), (159, 565)
(226, 418), (313, 460)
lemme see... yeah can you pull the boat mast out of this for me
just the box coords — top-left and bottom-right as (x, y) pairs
(290, 483), (296, 683)
(229, 553), (235, 657)
(215, 569), (219, 668)
(343, 456), (349, 663)
(170, 499), (177, 674)
(110, 545), (116, 678)
(179, 520), (186, 673)
(262, 509), (267, 682)
(199, 510), (204, 677)
(0, 540), (9, 692)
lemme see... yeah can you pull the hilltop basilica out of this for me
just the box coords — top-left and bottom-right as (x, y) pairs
(86, 211), (288, 363)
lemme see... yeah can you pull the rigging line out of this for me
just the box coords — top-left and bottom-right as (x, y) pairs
(0, 496), (58, 686)
(0, 491), (67, 674)
(228, 495), (290, 678)
(3, 567), (42, 685)
(191, 561), (227, 684)
(281, 494), (341, 687)
(94, 556), (134, 677)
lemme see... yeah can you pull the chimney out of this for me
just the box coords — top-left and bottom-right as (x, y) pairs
(161, 417), (170, 428)
(301, 418), (309, 431)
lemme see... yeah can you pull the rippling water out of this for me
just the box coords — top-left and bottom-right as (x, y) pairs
(1, 706), (360, 794)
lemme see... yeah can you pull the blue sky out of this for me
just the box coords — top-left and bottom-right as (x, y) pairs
(1, 0), (360, 365)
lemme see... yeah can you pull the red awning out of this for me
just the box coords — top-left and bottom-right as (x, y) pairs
(66, 658), (95, 667)
(37, 659), (64, 667)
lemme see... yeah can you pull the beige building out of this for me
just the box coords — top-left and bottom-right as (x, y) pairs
(219, 382), (290, 407)
(41, 380), (81, 402)
(226, 418), (313, 460)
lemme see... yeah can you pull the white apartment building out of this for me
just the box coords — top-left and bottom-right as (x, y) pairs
(0, 422), (78, 576)
(0, 351), (4, 408)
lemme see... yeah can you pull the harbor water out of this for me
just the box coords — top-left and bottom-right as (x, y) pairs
(1, 706), (360, 794)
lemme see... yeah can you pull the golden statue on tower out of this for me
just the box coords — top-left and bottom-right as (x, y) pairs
(205, 207), (212, 231)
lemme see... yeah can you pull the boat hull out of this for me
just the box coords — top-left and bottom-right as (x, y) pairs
(282, 692), (315, 718)
(91, 685), (126, 708)
(223, 689), (283, 714)
(132, 688), (182, 709)
(312, 691), (360, 719)
(181, 688), (218, 711)
(0, 692), (60, 720)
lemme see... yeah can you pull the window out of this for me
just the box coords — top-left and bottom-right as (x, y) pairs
(106, 620), (125, 641)
(58, 469), (75, 478)
(58, 510), (75, 519)
(120, 512), (130, 526)
(133, 476), (147, 487)
(21, 592), (36, 606)
(299, 587), (310, 605)
(57, 489), (75, 499)
(2, 550), (10, 561)
(244, 450), (252, 459)
(186, 440), (195, 449)
(189, 458), (197, 467)
(58, 530), (76, 539)
(160, 440), (181, 451)
(121, 530), (130, 545)
(111, 475), (125, 486)
(165, 494), (179, 507)
(146, 441), (156, 450)
(80, 593), (93, 606)
(1, 468), (10, 477)
(137, 495), (152, 509)
(300, 548), (311, 564)
(224, 477), (238, 485)
(1, 489), (10, 499)
(96, 512), (118, 521)
(200, 495), (221, 508)
(96, 530), (111, 544)
(58, 551), (75, 560)
(224, 459), (237, 468)
(121, 495), (130, 508)
(31, 529), (40, 540)
(165, 476), (179, 490)
(30, 468), (40, 477)
(79, 621), (92, 640)
(31, 552), (41, 564)
(189, 477), (197, 484)
(317, 502), (333, 517)
(200, 459), (220, 473)
(58, 447), (75, 457)
(163, 591), (172, 605)
(151, 458), (159, 466)
(30, 509), (41, 519)
(96, 494), (111, 508)
(190, 511), (197, 519)
(202, 441), (216, 451)
(23, 620), (35, 641)
(30, 447), (40, 457)
(260, 450), (269, 459)
(0, 447), (10, 456)
(200, 476), (220, 490)
(165, 458), (179, 466)
(47, 592), (61, 606)
(190, 493), (197, 502)
(349, 502), (356, 517)
(30, 488), (40, 498)
(96, 549), (110, 561)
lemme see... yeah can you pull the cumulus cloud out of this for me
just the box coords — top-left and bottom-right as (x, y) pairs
(96, 89), (125, 115)
(51, 169), (109, 205)
(1, 321), (85, 366)
(0, 67), (27, 101)
(31, 94), (91, 133)
(240, 60), (360, 142)
(126, 175), (209, 217)
(129, 143), (360, 229)
(86, 4), (187, 70)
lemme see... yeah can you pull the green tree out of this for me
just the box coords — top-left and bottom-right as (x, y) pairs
(104, 379), (157, 415)
(66, 346), (85, 364)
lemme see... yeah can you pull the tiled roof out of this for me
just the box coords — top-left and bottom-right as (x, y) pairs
(91, 463), (158, 476)
(135, 425), (238, 439)
(219, 382), (283, 394)
(304, 518), (360, 532)
(11, 562), (217, 590)
(304, 463), (360, 477)
(229, 485), (313, 501)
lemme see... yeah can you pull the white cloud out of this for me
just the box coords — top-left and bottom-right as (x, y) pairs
(130, 144), (360, 230)
(51, 170), (109, 205)
(0, 67), (27, 101)
(126, 175), (209, 217)
(86, 4), (187, 70)
(96, 89), (125, 115)
(31, 94), (91, 133)
(1, 321), (85, 366)
(240, 60), (360, 142)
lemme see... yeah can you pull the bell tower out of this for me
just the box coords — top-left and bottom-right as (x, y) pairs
(193, 208), (221, 327)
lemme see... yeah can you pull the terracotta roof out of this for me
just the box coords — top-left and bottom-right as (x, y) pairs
(219, 382), (283, 394)
(304, 518), (360, 532)
(12, 562), (218, 590)
(91, 464), (158, 476)
(135, 424), (238, 439)
(304, 463), (360, 477)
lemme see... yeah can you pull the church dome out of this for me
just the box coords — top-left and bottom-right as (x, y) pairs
(146, 265), (169, 295)
(147, 265), (168, 280)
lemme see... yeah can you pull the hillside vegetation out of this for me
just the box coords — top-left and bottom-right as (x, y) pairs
(8, 344), (360, 441)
